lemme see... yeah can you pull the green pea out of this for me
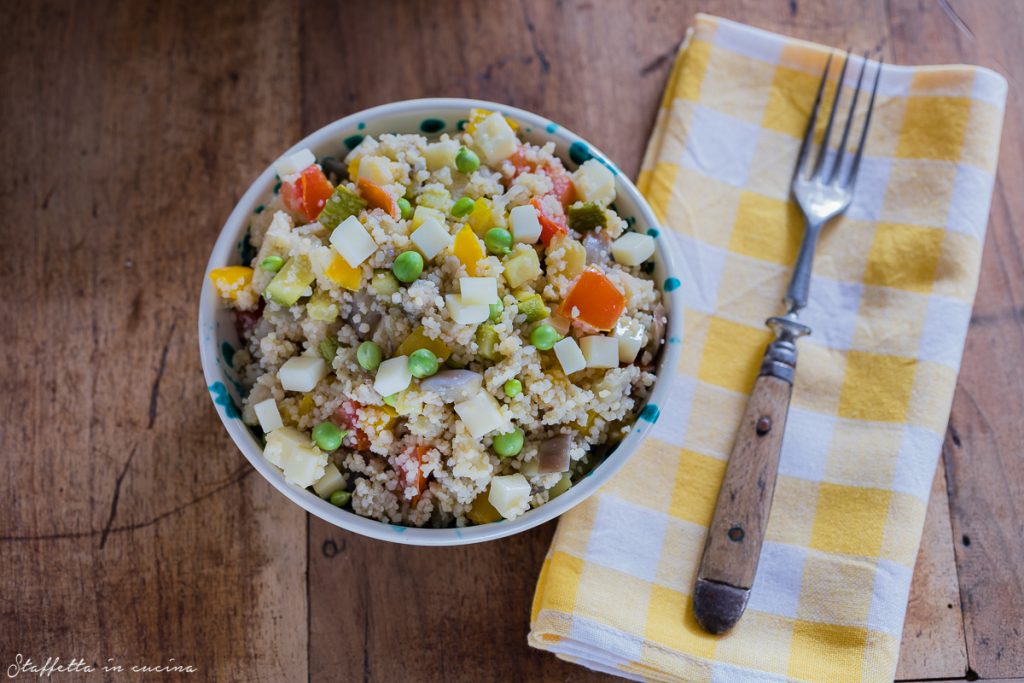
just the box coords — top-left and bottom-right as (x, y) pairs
(484, 228), (513, 256)
(393, 250), (424, 283)
(456, 146), (480, 174)
(503, 379), (523, 398)
(259, 255), (285, 272)
(312, 422), (343, 451)
(397, 197), (413, 220)
(329, 489), (352, 507)
(492, 428), (524, 458)
(451, 196), (475, 217)
(488, 300), (503, 322)
(530, 324), (560, 350)
(408, 348), (439, 378)
(357, 341), (382, 371)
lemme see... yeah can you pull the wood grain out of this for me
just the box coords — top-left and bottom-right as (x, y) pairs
(0, 1), (307, 680)
(699, 374), (793, 591)
(896, 457), (969, 680)
(0, 0), (1021, 681)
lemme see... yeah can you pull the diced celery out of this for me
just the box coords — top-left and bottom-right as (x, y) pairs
(515, 292), (549, 322)
(502, 247), (542, 289)
(475, 323), (501, 361)
(264, 256), (315, 306)
(317, 185), (367, 230)
(567, 202), (607, 232)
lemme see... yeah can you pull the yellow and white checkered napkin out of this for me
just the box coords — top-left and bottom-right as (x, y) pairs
(529, 14), (1006, 683)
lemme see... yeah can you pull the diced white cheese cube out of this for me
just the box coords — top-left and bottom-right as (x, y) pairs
(373, 356), (412, 397)
(613, 317), (647, 363)
(263, 427), (327, 488)
(459, 277), (498, 305)
(356, 155), (395, 185)
(253, 398), (284, 433)
(410, 217), (454, 260)
(445, 294), (490, 325)
(473, 112), (517, 165)
(410, 205), (446, 231)
(488, 473), (532, 519)
(454, 391), (505, 438)
(330, 215), (378, 267)
(553, 337), (587, 375)
(611, 232), (656, 266)
(312, 463), (345, 498)
(274, 148), (316, 181)
(278, 355), (328, 392)
(424, 139), (460, 171)
(580, 335), (619, 369)
(572, 159), (616, 205)
(509, 204), (542, 244)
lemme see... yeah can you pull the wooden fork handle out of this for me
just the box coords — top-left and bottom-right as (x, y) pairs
(693, 324), (801, 634)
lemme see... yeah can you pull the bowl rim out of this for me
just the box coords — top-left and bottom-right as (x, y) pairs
(198, 97), (682, 546)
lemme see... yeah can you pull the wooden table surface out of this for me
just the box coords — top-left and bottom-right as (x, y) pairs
(3, 1), (1022, 681)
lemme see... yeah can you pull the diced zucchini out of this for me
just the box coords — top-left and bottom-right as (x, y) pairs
(548, 473), (572, 499)
(515, 292), (549, 322)
(317, 185), (367, 230)
(567, 202), (607, 232)
(371, 270), (400, 296)
(318, 338), (340, 362)
(475, 324), (501, 361)
(264, 256), (316, 306)
(502, 246), (542, 289)
(306, 290), (338, 322)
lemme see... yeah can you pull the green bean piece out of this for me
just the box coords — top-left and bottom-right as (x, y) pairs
(318, 338), (340, 363)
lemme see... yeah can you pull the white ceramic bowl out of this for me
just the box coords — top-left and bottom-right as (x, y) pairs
(198, 98), (682, 545)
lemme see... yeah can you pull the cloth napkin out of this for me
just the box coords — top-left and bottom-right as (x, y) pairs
(528, 14), (1006, 683)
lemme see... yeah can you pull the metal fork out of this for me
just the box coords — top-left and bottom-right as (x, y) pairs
(693, 51), (883, 634)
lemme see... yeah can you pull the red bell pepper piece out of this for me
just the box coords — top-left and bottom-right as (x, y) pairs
(332, 400), (371, 451)
(281, 165), (334, 222)
(531, 197), (568, 246)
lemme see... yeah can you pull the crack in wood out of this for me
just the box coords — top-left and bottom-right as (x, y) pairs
(148, 319), (178, 429)
(1, 468), (253, 544)
(99, 443), (138, 549)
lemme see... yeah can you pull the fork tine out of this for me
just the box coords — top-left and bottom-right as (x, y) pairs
(828, 51), (869, 183)
(846, 56), (883, 187)
(794, 52), (833, 180)
(811, 50), (850, 180)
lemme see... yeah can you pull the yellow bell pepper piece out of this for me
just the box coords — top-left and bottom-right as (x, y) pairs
(362, 405), (397, 431)
(209, 266), (253, 301)
(467, 197), (493, 236)
(467, 487), (503, 524)
(297, 394), (316, 418)
(465, 108), (519, 134)
(453, 225), (485, 276)
(347, 157), (360, 180)
(324, 254), (362, 291)
(394, 326), (452, 361)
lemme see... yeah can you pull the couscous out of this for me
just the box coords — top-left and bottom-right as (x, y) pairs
(209, 109), (667, 526)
